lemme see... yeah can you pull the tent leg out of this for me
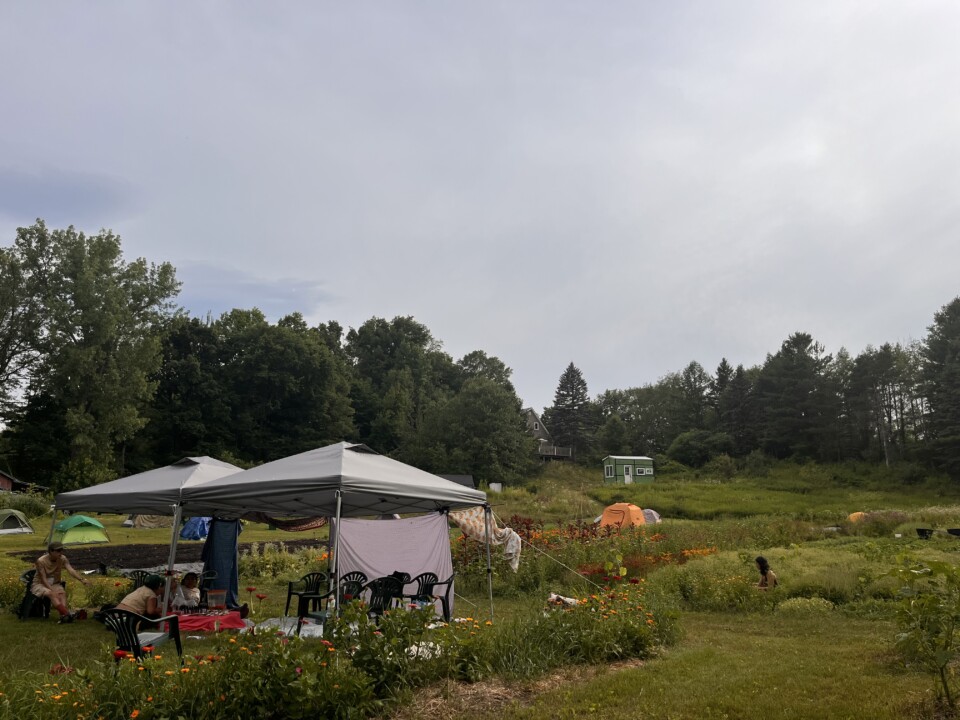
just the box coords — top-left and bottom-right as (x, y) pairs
(162, 505), (183, 611)
(332, 490), (342, 616)
(484, 505), (494, 623)
(46, 505), (58, 546)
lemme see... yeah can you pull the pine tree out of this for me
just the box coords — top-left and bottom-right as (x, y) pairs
(544, 362), (593, 456)
(922, 298), (960, 480)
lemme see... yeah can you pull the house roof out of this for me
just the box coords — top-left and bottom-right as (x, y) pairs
(438, 474), (476, 489)
(602, 455), (654, 462)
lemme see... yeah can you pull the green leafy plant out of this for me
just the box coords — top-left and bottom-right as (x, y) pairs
(892, 559), (960, 708)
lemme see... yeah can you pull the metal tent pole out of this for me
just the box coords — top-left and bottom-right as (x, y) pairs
(46, 504), (58, 545)
(162, 504), (183, 611)
(484, 504), (494, 623)
(332, 490), (342, 614)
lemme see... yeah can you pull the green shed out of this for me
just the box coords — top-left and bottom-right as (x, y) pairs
(602, 455), (655, 485)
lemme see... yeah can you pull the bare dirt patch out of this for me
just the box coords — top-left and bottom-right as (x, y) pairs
(388, 658), (647, 719)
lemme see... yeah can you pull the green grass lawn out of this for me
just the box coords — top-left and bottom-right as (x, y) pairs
(457, 611), (932, 720)
(3, 463), (959, 716)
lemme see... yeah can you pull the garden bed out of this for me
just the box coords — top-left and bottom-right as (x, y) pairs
(7, 538), (326, 571)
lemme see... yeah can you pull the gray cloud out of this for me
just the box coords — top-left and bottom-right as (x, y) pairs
(174, 264), (336, 322)
(2, 1), (959, 412)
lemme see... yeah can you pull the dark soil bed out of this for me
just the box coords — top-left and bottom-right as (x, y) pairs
(9, 538), (326, 571)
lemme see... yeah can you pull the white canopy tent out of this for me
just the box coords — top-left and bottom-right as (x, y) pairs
(56, 457), (243, 515)
(183, 442), (493, 618)
(52, 444), (494, 618)
(54, 457), (244, 606)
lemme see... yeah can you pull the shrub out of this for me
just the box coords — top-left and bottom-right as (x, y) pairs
(742, 450), (772, 477)
(0, 490), (51, 518)
(703, 454), (737, 482)
(239, 542), (327, 579)
(776, 596), (835, 614)
(892, 559), (960, 709)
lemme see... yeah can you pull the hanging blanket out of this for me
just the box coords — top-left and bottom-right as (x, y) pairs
(243, 513), (328, 532)
(448, 507), (522, 572)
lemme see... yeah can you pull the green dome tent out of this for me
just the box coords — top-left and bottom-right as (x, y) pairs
(51, 514), (109, 545)
(0, 509), (34, 534)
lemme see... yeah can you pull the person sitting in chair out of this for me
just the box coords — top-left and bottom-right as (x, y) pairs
(116, 574), (165, 618)
(32, 541), (91, 624)
(173, 572), (201, 609)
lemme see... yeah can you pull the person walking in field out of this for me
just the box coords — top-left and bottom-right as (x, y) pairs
(756, 556), (778, 590)
(32, 541), (91, 623)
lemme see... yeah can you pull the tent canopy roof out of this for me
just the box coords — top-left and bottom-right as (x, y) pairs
(55, 457), (243, 515)
(183, 442), (487, 518)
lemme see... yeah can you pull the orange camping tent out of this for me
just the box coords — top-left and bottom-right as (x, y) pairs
(599, 502), (646, 528)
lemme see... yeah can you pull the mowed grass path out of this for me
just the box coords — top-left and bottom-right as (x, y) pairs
(463, 612), (932, 720)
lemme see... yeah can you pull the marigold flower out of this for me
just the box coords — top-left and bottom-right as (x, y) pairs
(130, 711), (140, 719)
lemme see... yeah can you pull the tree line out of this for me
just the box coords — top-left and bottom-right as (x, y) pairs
(543, 317), (960, 482)
(2, 220), (959, 492)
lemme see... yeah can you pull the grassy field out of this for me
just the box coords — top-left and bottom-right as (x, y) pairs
(3, 461), (960, 717)
(454, 612), (931, 720)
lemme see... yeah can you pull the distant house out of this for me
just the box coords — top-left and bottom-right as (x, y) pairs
(602, 455), (655, 485)
(439, 474), (476, 489)
(0, 469), (47, 493)
(523, 408), (573, 461)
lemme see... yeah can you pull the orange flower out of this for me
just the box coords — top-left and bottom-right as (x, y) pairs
(131, 711), (141, 719)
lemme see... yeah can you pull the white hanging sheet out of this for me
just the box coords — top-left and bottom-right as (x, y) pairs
(334, 512), (454, 617)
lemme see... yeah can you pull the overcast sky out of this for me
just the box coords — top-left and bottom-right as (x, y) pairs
(2, 2), (959, 412)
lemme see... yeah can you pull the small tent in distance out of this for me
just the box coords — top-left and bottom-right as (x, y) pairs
(599, 502), (646, 528)
(0, 509), (34, 534)
(52, 515), (109, 545)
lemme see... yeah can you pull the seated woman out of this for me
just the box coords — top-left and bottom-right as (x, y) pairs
(32, 541), (92, 624)
(173, 572), (201, 609)
(116, 574), (165, 618)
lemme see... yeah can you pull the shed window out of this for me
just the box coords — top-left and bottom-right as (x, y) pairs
(604, 465), (614, 478)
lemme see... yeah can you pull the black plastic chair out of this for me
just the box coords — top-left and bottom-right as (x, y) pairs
(198, 570), (218, 605)
(295, 579), (364, 636)
(917, 528), (934, 540)
(125, 570), (150, 589)
(16, 569), (56, 620)
(363, 576), (405, 620)
(285, 571), (328, 616)
(340, 570), (367, 586)
(102, 608), (183, 661)
(417, 573), (455, 621)
(405, 572), (439, 604)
